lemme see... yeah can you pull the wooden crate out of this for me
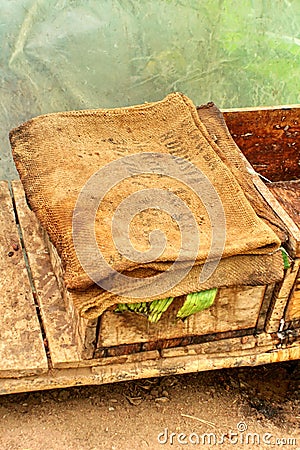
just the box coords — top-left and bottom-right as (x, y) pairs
(1, 104), (300, 395)
(14, 179), (275, 360)
(39, 105), (300, 360)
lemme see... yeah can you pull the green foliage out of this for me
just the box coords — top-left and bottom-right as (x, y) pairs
(280, 247), (291, 270)
(114, 288), (218, 322)
(114, 297), (174, 323)
(176, 288), (218, 320)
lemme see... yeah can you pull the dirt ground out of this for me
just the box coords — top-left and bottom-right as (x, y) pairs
(0, 361), (299, 450)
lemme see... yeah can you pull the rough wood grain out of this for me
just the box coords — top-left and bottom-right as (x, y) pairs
(266, 259), (300, 332)
(98, 285), (266, 347)
(0, 181), (48, 377)
(11, 181), (81, 367)
(44, 231), (97, 359)
(286, 266), (300, 321)
(256, 283), (275, 332)
(223, 106), (300, 182)
(45, 349), (160, 370)
(161, 332), (278, 358)
(0, 333), (299, 395)
(268, 181), (300, 229)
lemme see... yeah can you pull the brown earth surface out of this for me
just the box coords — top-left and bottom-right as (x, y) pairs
(0, 361), (299, 450)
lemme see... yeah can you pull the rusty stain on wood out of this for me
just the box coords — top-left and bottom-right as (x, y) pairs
(223, 107), (300, 182)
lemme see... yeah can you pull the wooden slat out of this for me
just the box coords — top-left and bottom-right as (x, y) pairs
(223, 106), (300, 182)
(225, 144), (300, 329)
(285, 266), (300, 321)
(161, 332), (277, 358)
(256, 283), (275, 332)
(53, 349), (160, 369)
(268, 181), (300, 229)
(254, 177), (300, 258)
(0, 181), (48, 377)
(223, 103), (300, 112)
(11, 181), (81, 368)
(0, 332), (299, 395)
(98, 285), (266, 348)
(43, 231), (97, 359)
(266, 259), (300, 332)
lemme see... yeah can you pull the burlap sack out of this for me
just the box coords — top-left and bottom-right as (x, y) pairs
(67, 252), (283, 318)
(10, 93), (284, 318)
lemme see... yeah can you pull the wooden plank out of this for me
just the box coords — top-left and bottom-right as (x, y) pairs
(231, 149), (300, 258)
(161, 332), (277, 358)
(0, 333), (299, 395)
(0, 181), (48, 377)
(98, 285), (266, 348)
(256, 283), (275, 332)
(266, 259), (300, 332)
(253, 177), (300, 258)
(268, 181), (300, 229)
(223, 103), (300, 112)
(227, 152), (300, 258)
(45, 349), (160, 370)
(285, 267), (300, 321)
(11, 181), (81, 368)
(223, 106), (300, 182)
(44, 231), (97, 359)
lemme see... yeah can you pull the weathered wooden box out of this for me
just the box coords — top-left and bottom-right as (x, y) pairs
(38, 104), (300, 358)
(0, 105), (299, 395)
(42, 105), (300, 360)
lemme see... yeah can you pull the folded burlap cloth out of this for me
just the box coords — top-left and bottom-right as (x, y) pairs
(10, 93), (286, 318)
